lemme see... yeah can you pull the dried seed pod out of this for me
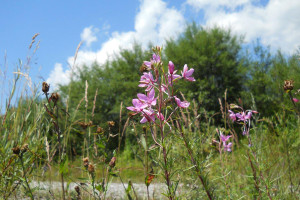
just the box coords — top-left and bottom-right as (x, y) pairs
(12, 147), (20, 155)
(83, 157), (89, 168)
(283, 80), (294, 91)
(49, 92), (60, 104)
(21, 144), (29, 153)
(107, 121), (115, 127)
(109, 157), (116, 168)
(96, 127), (104, 134)
(88, 164), (95, 173)
(42, 82), (50, 93)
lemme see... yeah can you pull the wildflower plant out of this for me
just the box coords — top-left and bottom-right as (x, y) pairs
(127, 46), (214, 199)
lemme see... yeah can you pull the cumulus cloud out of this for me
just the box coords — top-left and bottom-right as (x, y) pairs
(80, 26), (99, 47)
(48, 0), (185, 88)
(46, 63), (71, 90)
(187, 0), (300, 53)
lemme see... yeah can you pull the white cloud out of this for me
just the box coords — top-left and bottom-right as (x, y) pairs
(46, 63), (71, 90)
(48, 0), (185, 88)
(187, 0), (300, 53)
(80, 26), (99, 47)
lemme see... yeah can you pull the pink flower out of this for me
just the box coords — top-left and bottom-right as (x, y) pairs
(127, 99), (148, 113)
(220, 132), (233, 152)
(228, 110), (236, 121)
(137, 89), (157, 107)
(236, 110), (257, 122)
(181, 64), (195, 82)
(174, 96), (190, 108)
(139, 72), (155, 91)
(143, 53), (161, 70)
(293, 98), (299, 103)
(223, 142), (232, 152)
(140, 109), (156, 123)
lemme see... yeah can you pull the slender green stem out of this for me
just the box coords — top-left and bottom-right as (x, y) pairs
(20, 155), (34, 200)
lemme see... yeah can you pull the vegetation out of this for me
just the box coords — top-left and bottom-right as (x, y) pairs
(0, 24), (299, 199)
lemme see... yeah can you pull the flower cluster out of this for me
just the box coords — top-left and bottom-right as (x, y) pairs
(220, 132), (233, 152)
(228, 106), (258, 136)
(127, 50), (195, 124)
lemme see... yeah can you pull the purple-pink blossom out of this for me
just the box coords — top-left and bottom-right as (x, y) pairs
(140, 109), (156, 123)
(174, 96), (190, 108)
(220, 132), (233, 152)
(228, 110), (236, 121)
(137, 89), (157, 107)
(127, 99), (148, 113)
(293, 98), (299, 103)
(143, 53), (161, 70)
(139, 72), (155, 91)
(182, 64), (195, 82)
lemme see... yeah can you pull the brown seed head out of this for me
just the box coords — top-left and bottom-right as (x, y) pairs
(88, 164), (95, 173)
(109, 157), (116, 168)
(42, 82), (50, 93)
(83, 157), (89, 168)
(107, 121), (115, 127)
(12, 147), (20, 155)
(75, 185), (80, 195)
(283, 80), (294, 91)
(50, 92), (60, 103)
(96, 127), (104, 134)
(21, 144), (29, 153)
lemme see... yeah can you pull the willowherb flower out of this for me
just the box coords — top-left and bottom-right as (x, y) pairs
(220, 132), (233, 152)
(181, 64), (195, 82)
(143, 53), (161, 70)
(139, 72), (156, 91)
(228, 110), (236, 121)
(236, 110), (257, 122)
(174, 96), (190, 108)
(137, 88), (157, 107)
(293, 98), (299, 103)
(127, 99), (148, 113)
(140, 109), (156, 123)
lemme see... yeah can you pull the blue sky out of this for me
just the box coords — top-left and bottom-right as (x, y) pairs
(0, 0), (299, 95)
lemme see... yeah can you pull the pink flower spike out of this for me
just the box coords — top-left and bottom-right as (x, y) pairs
(293, 98), (299, 103)
(174, 96), (190, 108)
(182, 64), (195, 82)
